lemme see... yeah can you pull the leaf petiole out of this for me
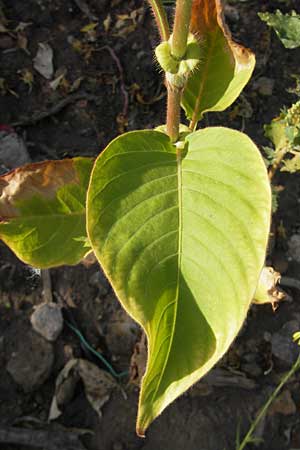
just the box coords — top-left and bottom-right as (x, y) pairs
(147, 0), (170, 41)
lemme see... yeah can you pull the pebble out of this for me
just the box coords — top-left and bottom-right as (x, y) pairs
(288, 235), (300, 263)
(271, 320), (300, 367)
(6, 330), (54, 391)
(31, 302), (63, 342)
(0, 125), (31, 170)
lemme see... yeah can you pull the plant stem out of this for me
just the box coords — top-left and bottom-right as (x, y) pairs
(238, 354), (300, 450)
(166, 0), (193, 142)
(171, 0), (193, 59)
(166, 85), (182, 142)
(268, 147), (289, 180)
(147, 0), (170, 41)
(41, 269), (53, 304)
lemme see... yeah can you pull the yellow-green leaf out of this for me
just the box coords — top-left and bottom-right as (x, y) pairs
(0, 157), (94, 268)
(87, 128), (271, 435)
(182, 0), (255, 127)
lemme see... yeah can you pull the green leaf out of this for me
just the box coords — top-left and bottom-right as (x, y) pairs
(182, 0), (255, 127)
(0, 157), (94, 268)
(264, 116), (289, 150)
(258, 10), (300, 49)
(265, 102), (300, 150)
(87, 128), (271, 435)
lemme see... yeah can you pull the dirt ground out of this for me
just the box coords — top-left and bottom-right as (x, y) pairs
(0, 0), (300, 449)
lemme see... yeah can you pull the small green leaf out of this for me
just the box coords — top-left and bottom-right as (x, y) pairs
(258, 10), (300, 49)
(182, 0), (255, 126)
(265, 100), (300, 174)
(87, 128), (271, 435)
(0, 157), (94, 268)
(264, 117), (289, 150)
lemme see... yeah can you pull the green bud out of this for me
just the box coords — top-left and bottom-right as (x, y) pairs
(155, 41), (179, 74)
(179, 35), (201, 76)
(155, 33), (201, 83)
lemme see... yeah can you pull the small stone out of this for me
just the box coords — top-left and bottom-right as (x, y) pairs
(271, 320), (300, 367)
(288, 235), (300, 263)
(254, 77), (275, 96)
(31, 302), (63, 342)
(89, 269), (110, 295)
(6, 330), (54, 391)
(0, 126), (31, 170)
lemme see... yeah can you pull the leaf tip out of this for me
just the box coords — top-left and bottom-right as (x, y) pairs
(136, 427), (146, 438)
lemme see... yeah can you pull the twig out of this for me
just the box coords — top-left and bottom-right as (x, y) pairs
(204, 368), (256, 390)
(99, 46), (129, 120)
(12, 92), (98, 127)
(0, 427), (87, 450)
(72, 0), (97, 21)
(280, 276), (300, 291)
(42, 269), (53, 304)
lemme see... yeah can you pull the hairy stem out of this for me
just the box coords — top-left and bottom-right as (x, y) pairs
(166, 85), (182, 142)
(147, 0), (170, 41)
(171, 0), (193, 59)
(166, 0), (193, 142)
(237, 354), (300, 450)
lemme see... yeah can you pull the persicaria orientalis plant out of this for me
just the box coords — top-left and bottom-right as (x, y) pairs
(0, 0), (274, 436)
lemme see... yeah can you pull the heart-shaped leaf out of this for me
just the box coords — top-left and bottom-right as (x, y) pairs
(87, 128), (271, 435)
(182, 0), (255, 127)
(0, 157), (93, 268)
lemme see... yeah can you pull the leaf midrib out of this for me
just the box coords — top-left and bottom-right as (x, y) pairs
(150, 149), (183, 404)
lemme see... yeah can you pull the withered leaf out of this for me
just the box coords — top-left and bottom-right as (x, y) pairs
(182, 0), (255, 127)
